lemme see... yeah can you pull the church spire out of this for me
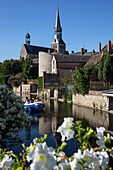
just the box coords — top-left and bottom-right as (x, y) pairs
(51, 2), (66, 54)
(55, 6), (62, 33)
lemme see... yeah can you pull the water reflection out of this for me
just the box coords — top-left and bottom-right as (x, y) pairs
(10, 93), (113, 155)
(72, 104), (110, 129)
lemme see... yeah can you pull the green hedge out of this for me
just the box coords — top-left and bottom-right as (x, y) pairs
(0, 75), (11, 84)
(38, 77), (43, 89)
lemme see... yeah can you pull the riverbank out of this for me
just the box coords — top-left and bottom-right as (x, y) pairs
(13, 85), (113, 113)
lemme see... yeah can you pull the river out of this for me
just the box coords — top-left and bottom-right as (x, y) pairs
(7, 95), (113, 156)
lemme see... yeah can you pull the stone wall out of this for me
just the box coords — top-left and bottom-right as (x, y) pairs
(39, 52), (52, 77)
(13, 85), (22, 93)
(22, 84), (31, 94)
(72, 93), (109, 111)
(22, 84), (37, 93)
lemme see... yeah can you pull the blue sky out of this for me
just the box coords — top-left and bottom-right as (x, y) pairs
(0, 0), (113, 62)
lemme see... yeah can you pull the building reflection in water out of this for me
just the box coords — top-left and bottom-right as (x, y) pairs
(39, 99), (113, 135)
(72, 104), (111, 130)
(15, 93), (113, 141)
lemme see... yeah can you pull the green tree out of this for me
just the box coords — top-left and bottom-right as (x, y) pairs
(29, 64), (38, 79)
(0, 59), (22, 76)
(22, 55), (33, 79)
(10, 59), (22, 75)
(8, 73), (24, 87)
(72, 67), (90, 95)
(72, 64), (98, 95)
(62, 76), (69, 86)
(0, 59), (22, 85)
(98, 53), (113, 87)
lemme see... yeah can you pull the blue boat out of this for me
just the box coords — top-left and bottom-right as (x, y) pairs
(24, 101), (45, 115)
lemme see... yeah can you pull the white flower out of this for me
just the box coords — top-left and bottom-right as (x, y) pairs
(96, 127), (106, 149)
(27, 142), (56, 170)
(96, 139), (106, 149)
(69, 158), (81, 170)
(82, 148), (109, 169)
(97, 150), (109, 170)
(0, 154), (14, 170)
(69, 149), (83, 170)
(57, 117), (75, 141)
(73, 149), (83, 161)
(96, 127), (105, 140)
(83, 149), (100, 168)
(54, 159), (71, 170)
(55, 151), (65, 162)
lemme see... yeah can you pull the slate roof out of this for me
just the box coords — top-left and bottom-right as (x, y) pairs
(85, 53), (102, 66)
(53, 54), (91, 63)
(85, 43), (113, 66)
(24, 44), (54, 55)
(70, 51), (97, 56)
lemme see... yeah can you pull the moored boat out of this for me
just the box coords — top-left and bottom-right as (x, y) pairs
(24, 101), (45, 114)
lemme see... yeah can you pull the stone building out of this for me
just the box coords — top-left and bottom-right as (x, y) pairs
(19, 34), (54, 64)
(39, 49), (96, 86)
(85, 40), (113, 66)
(20, 6), (108, 87)
(51, 7), (66, 54)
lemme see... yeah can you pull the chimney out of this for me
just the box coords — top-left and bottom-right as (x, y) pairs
(71, 50), (74, 54)
(99, 42), (101, 53)
(81, 48), (84, 55)
(85, 49), (87, 53)
(48, 49), (50, 53)
(108, 40), (111, 53)
(92, 49), (95, 54)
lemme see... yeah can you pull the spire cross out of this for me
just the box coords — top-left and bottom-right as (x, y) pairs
(57, 0), (59, 9)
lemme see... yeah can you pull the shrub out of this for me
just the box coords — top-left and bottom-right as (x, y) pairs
(38, 77), (43, 89)
(0, 85), (29, 148)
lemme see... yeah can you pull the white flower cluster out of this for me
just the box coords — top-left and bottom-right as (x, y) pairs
(57, 117), (75, 141)
(69, 148), (109, 170)
(0, 85), (29, 142)
(0, 117), (110, 170)
(0, 154), (14, 170)
(96, 127), (106, 149)
(27, 142), (56, 170)
(25, 118), (109, 170)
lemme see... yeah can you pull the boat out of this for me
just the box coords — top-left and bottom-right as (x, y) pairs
(24, 101), (45, 114)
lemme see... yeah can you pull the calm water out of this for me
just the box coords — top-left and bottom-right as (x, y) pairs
(7, 96), (113, 156)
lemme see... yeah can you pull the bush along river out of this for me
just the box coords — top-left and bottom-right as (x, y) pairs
(5, 97), (113, 158)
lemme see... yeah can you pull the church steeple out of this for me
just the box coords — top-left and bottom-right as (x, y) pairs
(25, 32), (30, 45)
(55, 7), (62, 33)
(51, 4), (66, 54)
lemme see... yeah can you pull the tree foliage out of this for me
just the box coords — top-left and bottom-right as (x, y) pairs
(0, 85), (29, 148)
(38, 77), (43, 89)
(72, 64), (98, 95)
(72, 67), (90, 95)
(8, 74), (23, 87)
(98, 53), (113, 87)
(0, 56), (38, 86)
(0, 59), (22, 76)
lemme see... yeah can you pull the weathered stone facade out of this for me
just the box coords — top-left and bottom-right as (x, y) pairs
(72, 93), (109, 111)
(39, 52), (52, 77)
